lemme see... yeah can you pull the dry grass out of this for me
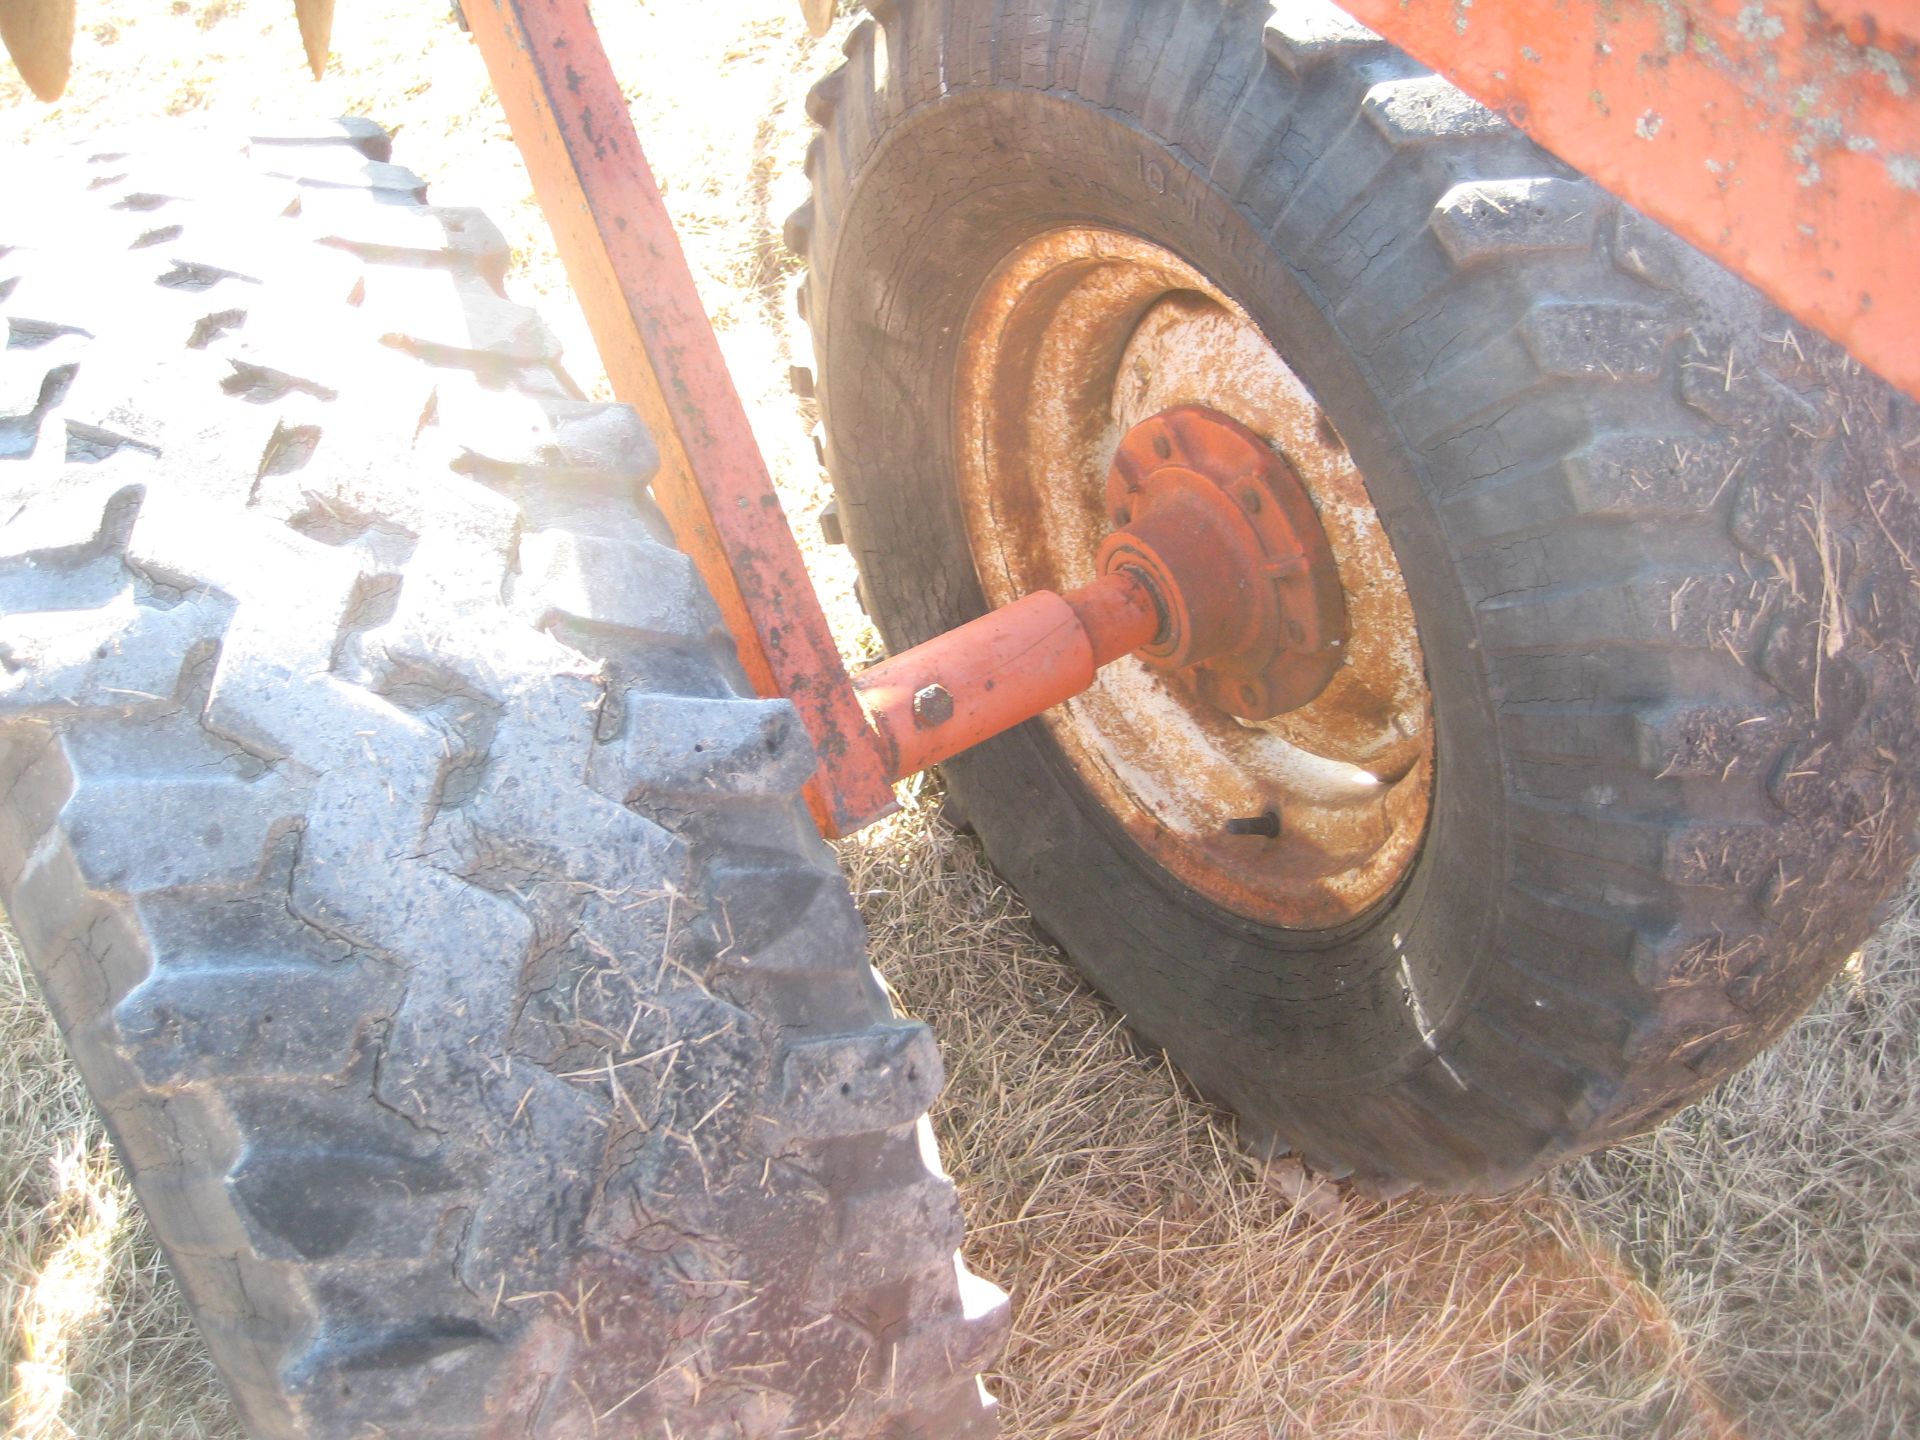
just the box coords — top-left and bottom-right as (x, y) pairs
(1563, 935), (1920, 1436)
(851, 795), (1919, 1439)
(4, 2), (1919, 1436)
(1, 929), (237, 1439)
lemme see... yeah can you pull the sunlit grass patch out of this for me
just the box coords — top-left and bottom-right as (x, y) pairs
(1, 928), (235, 1440)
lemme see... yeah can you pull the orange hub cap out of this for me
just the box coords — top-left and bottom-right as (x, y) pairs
(1100, 405), (1347, 720)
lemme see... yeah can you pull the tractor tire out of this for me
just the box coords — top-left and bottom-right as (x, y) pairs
(0, 129), (1005, 1436)
(790, 0), (1920, 1193)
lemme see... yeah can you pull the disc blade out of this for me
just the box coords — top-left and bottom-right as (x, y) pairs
(293, 0), (335, 78)
(1, 0), (76, 102)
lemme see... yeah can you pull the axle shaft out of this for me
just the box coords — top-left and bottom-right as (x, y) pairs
(853, 569), (1162, 783)
(852, 405), (1349, 788)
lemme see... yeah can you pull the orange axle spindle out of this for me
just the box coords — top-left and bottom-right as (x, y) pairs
(853, 568), (1162, 783)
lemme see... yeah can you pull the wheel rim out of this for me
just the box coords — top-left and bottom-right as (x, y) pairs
(955, 227), (1434, 930)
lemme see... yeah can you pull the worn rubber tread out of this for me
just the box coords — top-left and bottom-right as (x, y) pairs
(0, 129), (1004, 1435)
(790, 0), (1920, 1191)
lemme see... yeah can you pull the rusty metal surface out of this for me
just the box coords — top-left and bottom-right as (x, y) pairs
(1101, 405), (1348, 717)
(1337, 0), (1920, 400)
(955, 227), (1432, 931)
(855, 404), (1357, 783)
(463, 0), (899, 836)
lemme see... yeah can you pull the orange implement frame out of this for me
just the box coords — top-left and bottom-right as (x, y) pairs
(462, 0), (900, 836)
(1337, 0), (1920, 400)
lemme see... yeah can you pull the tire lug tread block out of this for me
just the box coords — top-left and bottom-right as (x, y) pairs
(770, 1021), (945, 1142)
(0, 129), (1003, 1437)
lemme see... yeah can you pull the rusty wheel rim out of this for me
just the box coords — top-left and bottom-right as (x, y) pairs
(955, 228), (1434, 930)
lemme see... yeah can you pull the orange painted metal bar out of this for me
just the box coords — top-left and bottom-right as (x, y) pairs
(462, 0), (900, 835)
(853, 570), (1162, 782)
(1336, 0), (1920, 399)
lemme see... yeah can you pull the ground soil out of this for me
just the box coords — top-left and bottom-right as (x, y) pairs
(4, 3), (1917, 1437)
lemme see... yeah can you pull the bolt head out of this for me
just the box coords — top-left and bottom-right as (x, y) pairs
(911, 683), (955, 728)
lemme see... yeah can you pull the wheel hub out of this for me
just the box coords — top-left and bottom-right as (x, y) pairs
(954, 225), (1434, 930)
(1100, 405), (1347, 718)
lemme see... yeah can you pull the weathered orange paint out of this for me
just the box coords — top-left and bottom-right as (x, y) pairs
(1064, 568), (1169, 668)
(1102, 407), (1349, 719)
(1337, 0), (1920, 399)
(853, 572), (1162, 783)
(463, 0), (900, 835)
(853, 406), (1356, 782)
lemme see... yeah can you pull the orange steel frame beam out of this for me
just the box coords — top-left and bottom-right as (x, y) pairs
(462, 0), (901, 837)
(1337, 0), (1919, 400)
